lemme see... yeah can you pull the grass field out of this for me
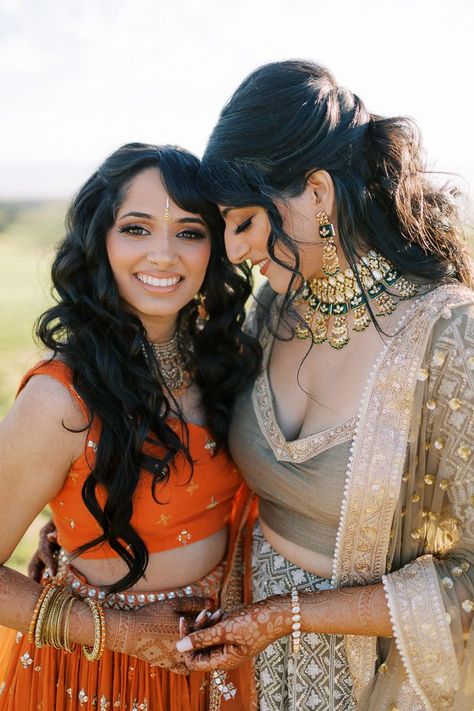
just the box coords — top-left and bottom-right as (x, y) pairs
(0, 201), (67, 572)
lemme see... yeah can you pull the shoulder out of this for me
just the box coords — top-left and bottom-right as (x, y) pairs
(15, 360), (87, 432)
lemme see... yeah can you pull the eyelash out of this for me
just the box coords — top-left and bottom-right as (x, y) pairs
(118, 225), (206, 240)
(234, 217), (253, 234)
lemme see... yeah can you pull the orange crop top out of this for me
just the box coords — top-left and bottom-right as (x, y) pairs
(19, 360), (241, 559)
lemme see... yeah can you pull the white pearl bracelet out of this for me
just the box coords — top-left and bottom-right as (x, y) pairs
(290, 588), (301, 655)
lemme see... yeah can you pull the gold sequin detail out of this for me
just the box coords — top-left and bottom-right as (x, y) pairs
(439, 479), (449, 490)
(434, 438), (445, 450)
(426, 399), (437, 411)
(462, 599), (474, 613)
(417, 367), (429, 381)
(432, 350), (447, 366)
(458, 445), (471, 462)
(186, 481), (199, 495)
(411, 490), (421, 503)
(410, 528), (423, 540)
(467, 356), (474, 370)
(177, 529), (192, 545)
(449, 397), (462, 410)
(424, 473), (435, 485)
(441, 576), (454, 589)
(451, 566), (463, 577)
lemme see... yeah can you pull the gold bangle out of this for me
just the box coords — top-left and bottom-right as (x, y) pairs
(28, 584), (53, 643)
(290, 588), (301, 656)
(34, 586), (62, 648)
(47, 589), (71, 649)
(63, 596), (78, 653)
(82, 598), (106, 662)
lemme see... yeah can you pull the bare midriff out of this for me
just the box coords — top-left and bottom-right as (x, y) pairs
(259, 518), (333, 580)
(64, 526), (228, 591)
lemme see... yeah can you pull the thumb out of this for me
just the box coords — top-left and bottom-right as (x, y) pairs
(176, 624), (220, 653)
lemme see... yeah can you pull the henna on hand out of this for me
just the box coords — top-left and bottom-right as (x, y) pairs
(105, 596), (215, 673)
(27, 519), (59, 581)
(177, 584), (393, 672)
(177, 596), (291, 671)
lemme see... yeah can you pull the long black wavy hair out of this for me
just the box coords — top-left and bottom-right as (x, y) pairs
(37, 143), (261, 592)
(199, 60), (473, 321)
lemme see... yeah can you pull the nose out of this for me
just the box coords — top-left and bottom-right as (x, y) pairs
(224, 228), (250, 265)
(146, 232), (177, 267)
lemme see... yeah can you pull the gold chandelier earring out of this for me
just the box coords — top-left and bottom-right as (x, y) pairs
(196, 292), (209, 329)
(294, 211), (351, 348)
(318, 211), (340, 276)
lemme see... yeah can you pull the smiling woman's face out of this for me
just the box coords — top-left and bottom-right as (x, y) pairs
(106, 168), (211, 335)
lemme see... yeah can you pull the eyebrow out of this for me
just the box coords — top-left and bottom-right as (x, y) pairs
(118, 211), (206, 226)
(221, 207), (237, 218)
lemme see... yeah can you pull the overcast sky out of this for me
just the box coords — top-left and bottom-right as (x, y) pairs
(0, 0), (473, 201)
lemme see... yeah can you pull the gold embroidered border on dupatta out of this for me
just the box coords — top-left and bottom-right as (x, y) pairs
(331, 284), (473, 707)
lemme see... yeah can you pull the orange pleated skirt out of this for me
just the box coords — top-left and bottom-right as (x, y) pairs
(0, 628), (210, 710)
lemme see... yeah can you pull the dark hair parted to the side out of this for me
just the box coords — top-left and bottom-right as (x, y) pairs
(36, 143), (261, 593)
(199, 59), (473, 301)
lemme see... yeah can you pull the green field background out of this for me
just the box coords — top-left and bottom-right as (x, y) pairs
(1, 202), (67, 573)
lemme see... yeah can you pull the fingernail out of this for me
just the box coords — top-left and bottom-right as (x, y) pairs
(47, 568), (54, 578)
(176, 637), (193, 652)
(210, 609), (222, 620)
(196, 609), (208, 624)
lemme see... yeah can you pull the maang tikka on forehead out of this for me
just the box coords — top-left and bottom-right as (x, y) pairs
(163, 194), (171, 223)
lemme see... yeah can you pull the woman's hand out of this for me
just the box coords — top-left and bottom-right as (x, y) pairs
(176, 596), (291, 672)
(27, 518), (59, 582)
(107, 596), (215, 673)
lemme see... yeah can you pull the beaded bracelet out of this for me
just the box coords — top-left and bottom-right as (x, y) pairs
(82, 597), (106, 662)
(27, 584), (53, 643)
(290, 588), (301, 656)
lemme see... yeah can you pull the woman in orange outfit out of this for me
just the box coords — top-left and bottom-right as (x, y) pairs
(0, 143), (260, 710)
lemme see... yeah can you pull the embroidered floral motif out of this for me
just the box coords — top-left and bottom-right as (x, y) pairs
(186, 481), (199, 495)
(177, 529), (192, 545)
(19, 652), (33, 669)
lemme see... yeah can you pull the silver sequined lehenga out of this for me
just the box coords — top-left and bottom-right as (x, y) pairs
(252, 522), (355, 711)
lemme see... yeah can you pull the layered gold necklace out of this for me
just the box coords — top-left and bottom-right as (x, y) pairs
(294, 250), (419, 349)
(142, 333), (192, 395)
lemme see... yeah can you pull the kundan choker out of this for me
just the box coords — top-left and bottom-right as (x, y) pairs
(142, 332), (192, 394)
(294, 250), (420, 349)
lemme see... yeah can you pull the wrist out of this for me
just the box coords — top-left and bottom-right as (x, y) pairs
(68, 598), (96, 647)
(266, 594), (293, 637)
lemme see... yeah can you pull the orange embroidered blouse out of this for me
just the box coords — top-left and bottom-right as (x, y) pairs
(19, 360), (241, 559)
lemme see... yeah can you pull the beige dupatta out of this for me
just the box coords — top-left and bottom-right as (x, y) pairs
(331, 284), (474, 710)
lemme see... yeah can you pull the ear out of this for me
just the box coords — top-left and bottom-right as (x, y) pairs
(306, 170), (335, 219)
